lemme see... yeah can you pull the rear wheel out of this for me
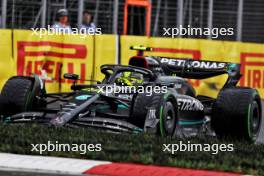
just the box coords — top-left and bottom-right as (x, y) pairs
(212, 87), (262, 142)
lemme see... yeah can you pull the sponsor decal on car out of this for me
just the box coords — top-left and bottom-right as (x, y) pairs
(160, 58), (226, 69)
(177, 98), (204, 111)
(75, 95), (92, 100)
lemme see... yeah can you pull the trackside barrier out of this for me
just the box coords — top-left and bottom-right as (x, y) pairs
(0, 29), (264, 98)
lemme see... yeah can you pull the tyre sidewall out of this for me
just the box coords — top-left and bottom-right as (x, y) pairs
(248, 91), (262, 141)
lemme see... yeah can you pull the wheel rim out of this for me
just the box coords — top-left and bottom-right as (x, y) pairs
(163, 101), (176, 135)
(165, 108), (174, 129)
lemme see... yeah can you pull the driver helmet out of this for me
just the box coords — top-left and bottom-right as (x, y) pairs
(115, 72), (143, 86)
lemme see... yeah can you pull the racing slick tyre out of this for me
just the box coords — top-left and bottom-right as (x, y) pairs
(0, 76), (36, 116)
(131, 92), (178, 136)
(211, 87), (262, 142)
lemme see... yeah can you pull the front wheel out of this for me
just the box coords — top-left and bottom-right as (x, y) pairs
(159, 99), (177, 136)
(131, 91), (178, 137)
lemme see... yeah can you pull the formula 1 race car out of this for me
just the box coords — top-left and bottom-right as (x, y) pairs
(0, 46), (262, 142)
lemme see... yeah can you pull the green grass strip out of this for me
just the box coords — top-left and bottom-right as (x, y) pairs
(0, 124), (263, 175)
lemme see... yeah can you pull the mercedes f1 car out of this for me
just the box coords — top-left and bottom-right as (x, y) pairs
(0, 46), (262, 142)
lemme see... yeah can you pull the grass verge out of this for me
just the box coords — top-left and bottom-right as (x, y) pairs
(0, 124), (263, 175)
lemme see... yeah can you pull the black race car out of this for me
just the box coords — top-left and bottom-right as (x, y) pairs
(0, 46), (262, 142)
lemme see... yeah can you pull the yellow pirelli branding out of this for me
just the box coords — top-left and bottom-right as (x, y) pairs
(13, 30), (94, 92)
(240, 53), (264, 89)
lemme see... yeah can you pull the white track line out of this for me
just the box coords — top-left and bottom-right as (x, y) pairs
(0, 153), (110, 174)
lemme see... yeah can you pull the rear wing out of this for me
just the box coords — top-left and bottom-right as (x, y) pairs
(129, 46), (242, 87)
(159, 57), (240, 78)
(159, 57), (241, 87)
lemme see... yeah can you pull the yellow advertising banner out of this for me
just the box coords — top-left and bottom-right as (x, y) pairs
(121, 36), (264, 98)
(0, 30), (16, 90)
(93, 35), (117, 81)
(13, 30), (94, 92)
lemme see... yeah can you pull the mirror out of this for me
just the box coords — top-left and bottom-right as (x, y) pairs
(64, 73), (79, 80)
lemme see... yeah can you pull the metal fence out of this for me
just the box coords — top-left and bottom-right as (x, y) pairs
(1, 0), (264, 43)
